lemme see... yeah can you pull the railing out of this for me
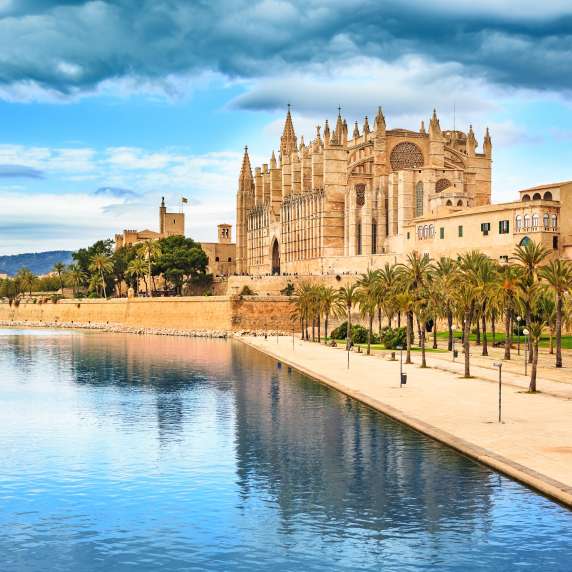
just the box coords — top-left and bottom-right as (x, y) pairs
(514, 226), (559, 233)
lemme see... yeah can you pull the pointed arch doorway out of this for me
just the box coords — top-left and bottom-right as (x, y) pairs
(271, 238), (280, 275)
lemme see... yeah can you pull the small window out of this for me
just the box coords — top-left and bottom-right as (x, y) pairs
(407, 231), (410, 240)
(524, 215), (530, 229)
(228, 257), (232, 262)
(458, 225), (463, 237)
(544, 191), (553, 201)
(543, 213), (550, 230)
(429, 224), (434, 237)
(552, 214), (558, 229)
(215, 256), (220, 262)
(500, 255), (509, 263)
(440, 227), (444, 239)
(533, 193), (541, 200)
(532, 214), (539, 229)
(481, 222), (491, 235)
(522, 194), (530, 202)
(499, 220), (509, 234)
(553, 236), (559, 250)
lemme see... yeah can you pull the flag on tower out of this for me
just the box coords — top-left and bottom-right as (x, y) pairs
(181, 197), (188, 204)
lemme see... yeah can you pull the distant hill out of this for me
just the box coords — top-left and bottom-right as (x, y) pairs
(0, 251), (74, 276)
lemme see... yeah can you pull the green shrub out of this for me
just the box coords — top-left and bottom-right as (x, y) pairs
(381, 327), (407, 349)
(280, 282), (295, 296)
(330, 321), (379, 344)
(239, 285), (256, 296)
(331, 321), (348, 340)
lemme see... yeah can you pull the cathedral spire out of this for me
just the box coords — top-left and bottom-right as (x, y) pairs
(280, 104), (297, 162)
(483, 127), (492, 157)
(466, 124), (477, 156)
(239, 145), (253, 189)
(375, 106), (386, 136)
(353, 121), (360, 139)
(323, 119), (330, 144)
(429, 108), (442, 137)
(363, 116), (370, 134)
(270, 149), (277, 169)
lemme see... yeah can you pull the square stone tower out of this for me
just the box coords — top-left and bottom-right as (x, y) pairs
(218, 224), (232, 243)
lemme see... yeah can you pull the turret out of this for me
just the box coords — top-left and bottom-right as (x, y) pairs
(429, 109), (444, 168)
(429, 108), (441, 138)
(466, 124), (477, 157)
(483, 127), (492, 158)
(353, 121), (360, 139)
(236, 146), (255, 273)
(419, 120), (426, 135)
(375, 106), (386, 135)
(159, 196), (166, 234)
(323, 119), (330, 145)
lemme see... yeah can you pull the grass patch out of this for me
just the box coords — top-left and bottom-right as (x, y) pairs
(436, 331), (572, 350)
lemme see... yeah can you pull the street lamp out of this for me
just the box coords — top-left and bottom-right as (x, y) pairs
(397, 345), (406, 387)
(516, 316), (522, 355)
(523, 328), (529, 376)
(493, 362), (503, 423)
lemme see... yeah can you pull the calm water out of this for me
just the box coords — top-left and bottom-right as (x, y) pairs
(1, 329), (571, 571)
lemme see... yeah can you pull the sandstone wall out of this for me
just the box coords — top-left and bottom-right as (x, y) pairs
(0, 295), (295, 333)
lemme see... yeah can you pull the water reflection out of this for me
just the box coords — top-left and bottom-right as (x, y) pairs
(0, 329), (570, 572)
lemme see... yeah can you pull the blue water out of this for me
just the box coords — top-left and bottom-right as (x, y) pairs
(0, 329), (571, 571)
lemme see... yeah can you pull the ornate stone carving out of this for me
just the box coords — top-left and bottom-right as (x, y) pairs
(390, 142), (424, 171)
(355, 184), (366, 207)
(435, 178), (451, 193)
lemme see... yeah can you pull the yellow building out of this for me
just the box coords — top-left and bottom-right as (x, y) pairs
(236, 107), (568, 275)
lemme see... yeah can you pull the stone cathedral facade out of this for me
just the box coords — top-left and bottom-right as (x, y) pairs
(236, 106), (493, 275)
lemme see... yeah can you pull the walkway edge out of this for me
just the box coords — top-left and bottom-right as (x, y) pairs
(238, 337), (572, 509)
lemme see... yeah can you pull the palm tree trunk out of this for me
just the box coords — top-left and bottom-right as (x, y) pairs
(346, 307), (352, 351)
(406, 311), (413, 364)
(100, 270), (107, 299)
(367, 313), (373, 355)
(556, 294), (563, 367)
(475, 319), (481, 345)
(420, 326), (427, 368)
(463, 311), (471, 378)
(432, 319), (438, 349)
(492, 312), (496, 344)
(504, 310), (511, 360)
(325, 314), (329, 343)
(317, 314), (321, 343)
(529, 340), (539, 392)
(527, 307), (533, 364)
(378, 307), (382, 337)
(481, 303), (488, 356)
(447, 311), (453, 351)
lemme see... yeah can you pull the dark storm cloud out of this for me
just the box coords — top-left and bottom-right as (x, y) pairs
(1, 0), (572, 98)
(0, 164), (45, 178)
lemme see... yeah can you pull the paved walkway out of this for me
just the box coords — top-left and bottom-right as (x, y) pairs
(241, 335), (572, 508)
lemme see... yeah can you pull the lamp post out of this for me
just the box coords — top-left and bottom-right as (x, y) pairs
(516, 316), (522, 355)
(494, 362), (503, 423)
(397, 345), (406, 387)
(452, 325), (459, 361)
(523, 328), (529, 376)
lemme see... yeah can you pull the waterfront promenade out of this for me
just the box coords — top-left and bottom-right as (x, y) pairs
(242, 335), (572, 507)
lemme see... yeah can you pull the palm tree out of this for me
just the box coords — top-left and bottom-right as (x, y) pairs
(320, 286), (342, 343)
(66, 264), (86, 298)
(475, 257), (497, 356)
(52, 262), (66, 293)
(376, 263), (399, 333)
(138, 240), (162, 297)
(127, 256), (148, 295)
(89, 254), (113, 299)
(394, 292), (414, 364)
(16, 267), (35, 296)
(527, 286), (552, 393)
(513, 240), (550, 363)
(540, 259), (572, 367)
(338, 283), (359, 351)
(413, 291), (433, 368)
(434, 257), (457, 350)
(357, 269), (379, 355)
(495, 263), (520, 360)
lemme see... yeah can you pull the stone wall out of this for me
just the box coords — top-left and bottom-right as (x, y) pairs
(0, 295), (295, 333)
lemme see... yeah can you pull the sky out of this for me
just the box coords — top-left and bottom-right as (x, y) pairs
(1, 0), (572, 254)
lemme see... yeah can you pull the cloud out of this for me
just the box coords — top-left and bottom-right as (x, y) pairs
(0, 164), (45, 178)
(93, 186), (140, 199)
(1, 0), (572, 104)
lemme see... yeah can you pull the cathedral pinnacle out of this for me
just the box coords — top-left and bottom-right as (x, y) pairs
(363, 116), (370, 134)
(270, 150), (277, 169)
(466, 124), (477, 156)
(419, 120), (426, 134)
(429, 108), (442, 137)
(375, 106), (386, 133)
(353, 121), (360, 139)
(280, 105), (297, 163)
(239, 145), (253, 182)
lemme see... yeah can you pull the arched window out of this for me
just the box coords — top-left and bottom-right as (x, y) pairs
(423, 225), (429, 238)
(457, 200), (463, 207)
(435, 178), (451, 193)
(417, 226), (423, 239)
(522, 194), (530, 202)
(543, 213), (550, 229)
(533, 193), (542, 200)
(515, 215), (522, 231)
(524, 214), (530, 229)
(532, 214), (539, 229)
(390, 142), (424, 170)
(446, 200), (453, 206)
(215, 256), (220, 262)
(429, 224), (435, 237)
(520, 236), (531, 246)
(544, 191), (553, 201)
(552, 214), (558, 229)
(371, 221), (377, 254)
(415, 181), (424, 217)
